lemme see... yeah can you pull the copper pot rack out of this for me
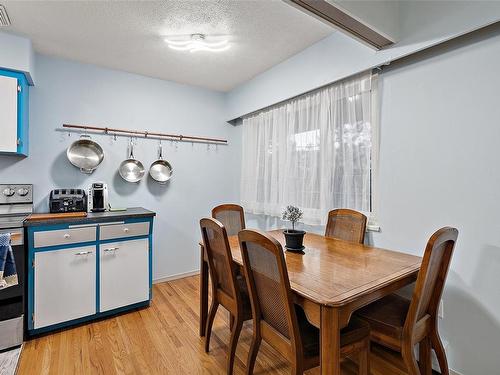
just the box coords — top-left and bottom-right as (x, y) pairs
(62, 123), (228, 144)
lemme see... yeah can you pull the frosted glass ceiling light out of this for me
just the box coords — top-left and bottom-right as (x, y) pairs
(165, 34), (230, 53)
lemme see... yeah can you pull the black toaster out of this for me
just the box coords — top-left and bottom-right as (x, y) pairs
(49, 189), (87, 213)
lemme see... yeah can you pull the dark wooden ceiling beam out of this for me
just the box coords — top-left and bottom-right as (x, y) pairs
(286, 0), (394, 50)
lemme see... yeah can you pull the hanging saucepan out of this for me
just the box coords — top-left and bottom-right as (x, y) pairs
(149, 142), (173, 184)
(66, 134), (104, 174)
(119, 139), (145, 183)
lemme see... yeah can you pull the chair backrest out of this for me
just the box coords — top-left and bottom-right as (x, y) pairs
(404, 227), (458, 334)
(239, 229), (302, 353)
(212, 204), (246, 237)
(325, 209), (367, 244)
(200, 218), (238, 299)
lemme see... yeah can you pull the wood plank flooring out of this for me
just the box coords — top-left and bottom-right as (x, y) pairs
(18, 275), (424, 375)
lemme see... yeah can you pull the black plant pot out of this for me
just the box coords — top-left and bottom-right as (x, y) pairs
(283, 229), (306, 250)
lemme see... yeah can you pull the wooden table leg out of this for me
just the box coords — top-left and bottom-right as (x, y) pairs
(199, 244), (208, 337)
(320, 305), (341, 375)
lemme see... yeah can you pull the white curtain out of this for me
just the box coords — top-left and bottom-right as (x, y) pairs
(240, 72), (374, 226)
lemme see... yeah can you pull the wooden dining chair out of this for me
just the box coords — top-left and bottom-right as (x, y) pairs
(325, 208), (367, 244)
(239, 229), (371, 375)
(199, 218), (252, 375)
(356, 227), (459, 375)
(212, 204), (246, 237)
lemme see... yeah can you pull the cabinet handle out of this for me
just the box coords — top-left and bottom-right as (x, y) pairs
(64, 233), (71, 239)
(123, 228), (130, 233)
(75, 251), (92, 256)
(103, 247), (119, 252)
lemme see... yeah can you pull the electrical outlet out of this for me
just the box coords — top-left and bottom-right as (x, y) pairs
(438, 299), (444, 319)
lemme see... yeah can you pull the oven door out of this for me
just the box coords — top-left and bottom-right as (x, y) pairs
(0, 228), (24, 350)
(0, 315), (23, 350)
(0, 228), (24, 304)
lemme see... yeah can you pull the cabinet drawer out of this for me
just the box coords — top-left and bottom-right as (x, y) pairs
(34, 227), (96, 248)
(100, 222), (149, 240)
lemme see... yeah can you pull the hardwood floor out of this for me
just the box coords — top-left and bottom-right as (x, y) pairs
(18, 275), (431, 375)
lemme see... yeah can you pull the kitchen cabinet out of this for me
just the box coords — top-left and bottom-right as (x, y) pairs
(34, 246), (96, 329)
(0, 69), (29, 156)
(25, 208), (155, 335)
(100, 238), (149, 312)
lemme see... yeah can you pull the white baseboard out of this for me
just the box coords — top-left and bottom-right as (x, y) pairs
(450, 369), (463, 375)
(153, 270), (200, 284)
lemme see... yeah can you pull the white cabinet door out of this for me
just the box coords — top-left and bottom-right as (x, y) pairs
(34, 246), (96, 329)
(0, 75), (18, 152)
(100, 238), (149, 312)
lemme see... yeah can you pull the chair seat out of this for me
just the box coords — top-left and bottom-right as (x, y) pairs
(355, 293), (410, 345)
(295, 306), (370, 358)
(236, 274), (252, 320)
(295, 306), (319, 357)
(340, 315), (371, 347)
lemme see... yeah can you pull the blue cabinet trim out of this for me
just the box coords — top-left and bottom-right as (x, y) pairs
(0, 68), (29, 156)
(26, 216), (154, 334)
(28, 301), (150, 336)
(31, 240), (99, 253)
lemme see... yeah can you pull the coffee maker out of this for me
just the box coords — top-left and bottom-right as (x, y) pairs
(87, 182), (108, 212)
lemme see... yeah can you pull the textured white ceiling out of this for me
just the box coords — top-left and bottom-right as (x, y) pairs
(2, 0), (333, 91)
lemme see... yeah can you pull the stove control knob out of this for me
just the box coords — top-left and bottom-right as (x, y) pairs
(3, 188), (15, 197)
(17, 188), (29, 196)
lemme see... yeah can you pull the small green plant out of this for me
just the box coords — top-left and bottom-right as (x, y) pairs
(282, 205), (303, 231)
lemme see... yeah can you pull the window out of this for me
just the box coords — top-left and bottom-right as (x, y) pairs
(240, 72), (376, 225)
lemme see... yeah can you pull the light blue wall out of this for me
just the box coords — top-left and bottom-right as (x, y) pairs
(226, 32), (374, 120)
(226, 1), (500, 121)
(225, 32), (375, 120)
(0, 54), (242, 281)
(373, 32), (500, 375)
(237, 28), (500, 375)
(0, 32), (35, 84)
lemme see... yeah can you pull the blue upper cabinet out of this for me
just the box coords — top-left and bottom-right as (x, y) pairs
(0, 69), (29, 156)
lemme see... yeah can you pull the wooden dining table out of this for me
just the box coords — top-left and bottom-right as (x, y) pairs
(199, 229), (422, 375)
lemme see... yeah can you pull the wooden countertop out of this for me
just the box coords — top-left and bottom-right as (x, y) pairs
(24, 207), (155, 227)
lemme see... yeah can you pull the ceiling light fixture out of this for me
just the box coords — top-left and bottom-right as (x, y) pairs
(0, 5), (11, 27)
(164, 34), (230, 53)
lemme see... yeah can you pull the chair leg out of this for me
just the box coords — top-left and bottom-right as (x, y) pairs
(419, 337), (432, 375)
(204, 299), (219, 353)
(291, 362), (303, 375)
(246, 333), (261, 375)
(431, 332), (450, 375)
(229, 313), (235, 331)
(358, 338), (370, 375)
(227, 316), (243, 375)
(402, 343), (421, 375)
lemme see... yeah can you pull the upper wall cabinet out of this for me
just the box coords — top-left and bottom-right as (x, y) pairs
(0, 69), (29, 156)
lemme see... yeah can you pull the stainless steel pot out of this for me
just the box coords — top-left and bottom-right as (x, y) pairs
(149, 143), (173, 184)
(119, 140), (145, 183)
(66, 134), (104, 174)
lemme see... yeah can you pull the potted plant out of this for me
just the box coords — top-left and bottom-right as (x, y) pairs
(282, 205), (306, 251)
